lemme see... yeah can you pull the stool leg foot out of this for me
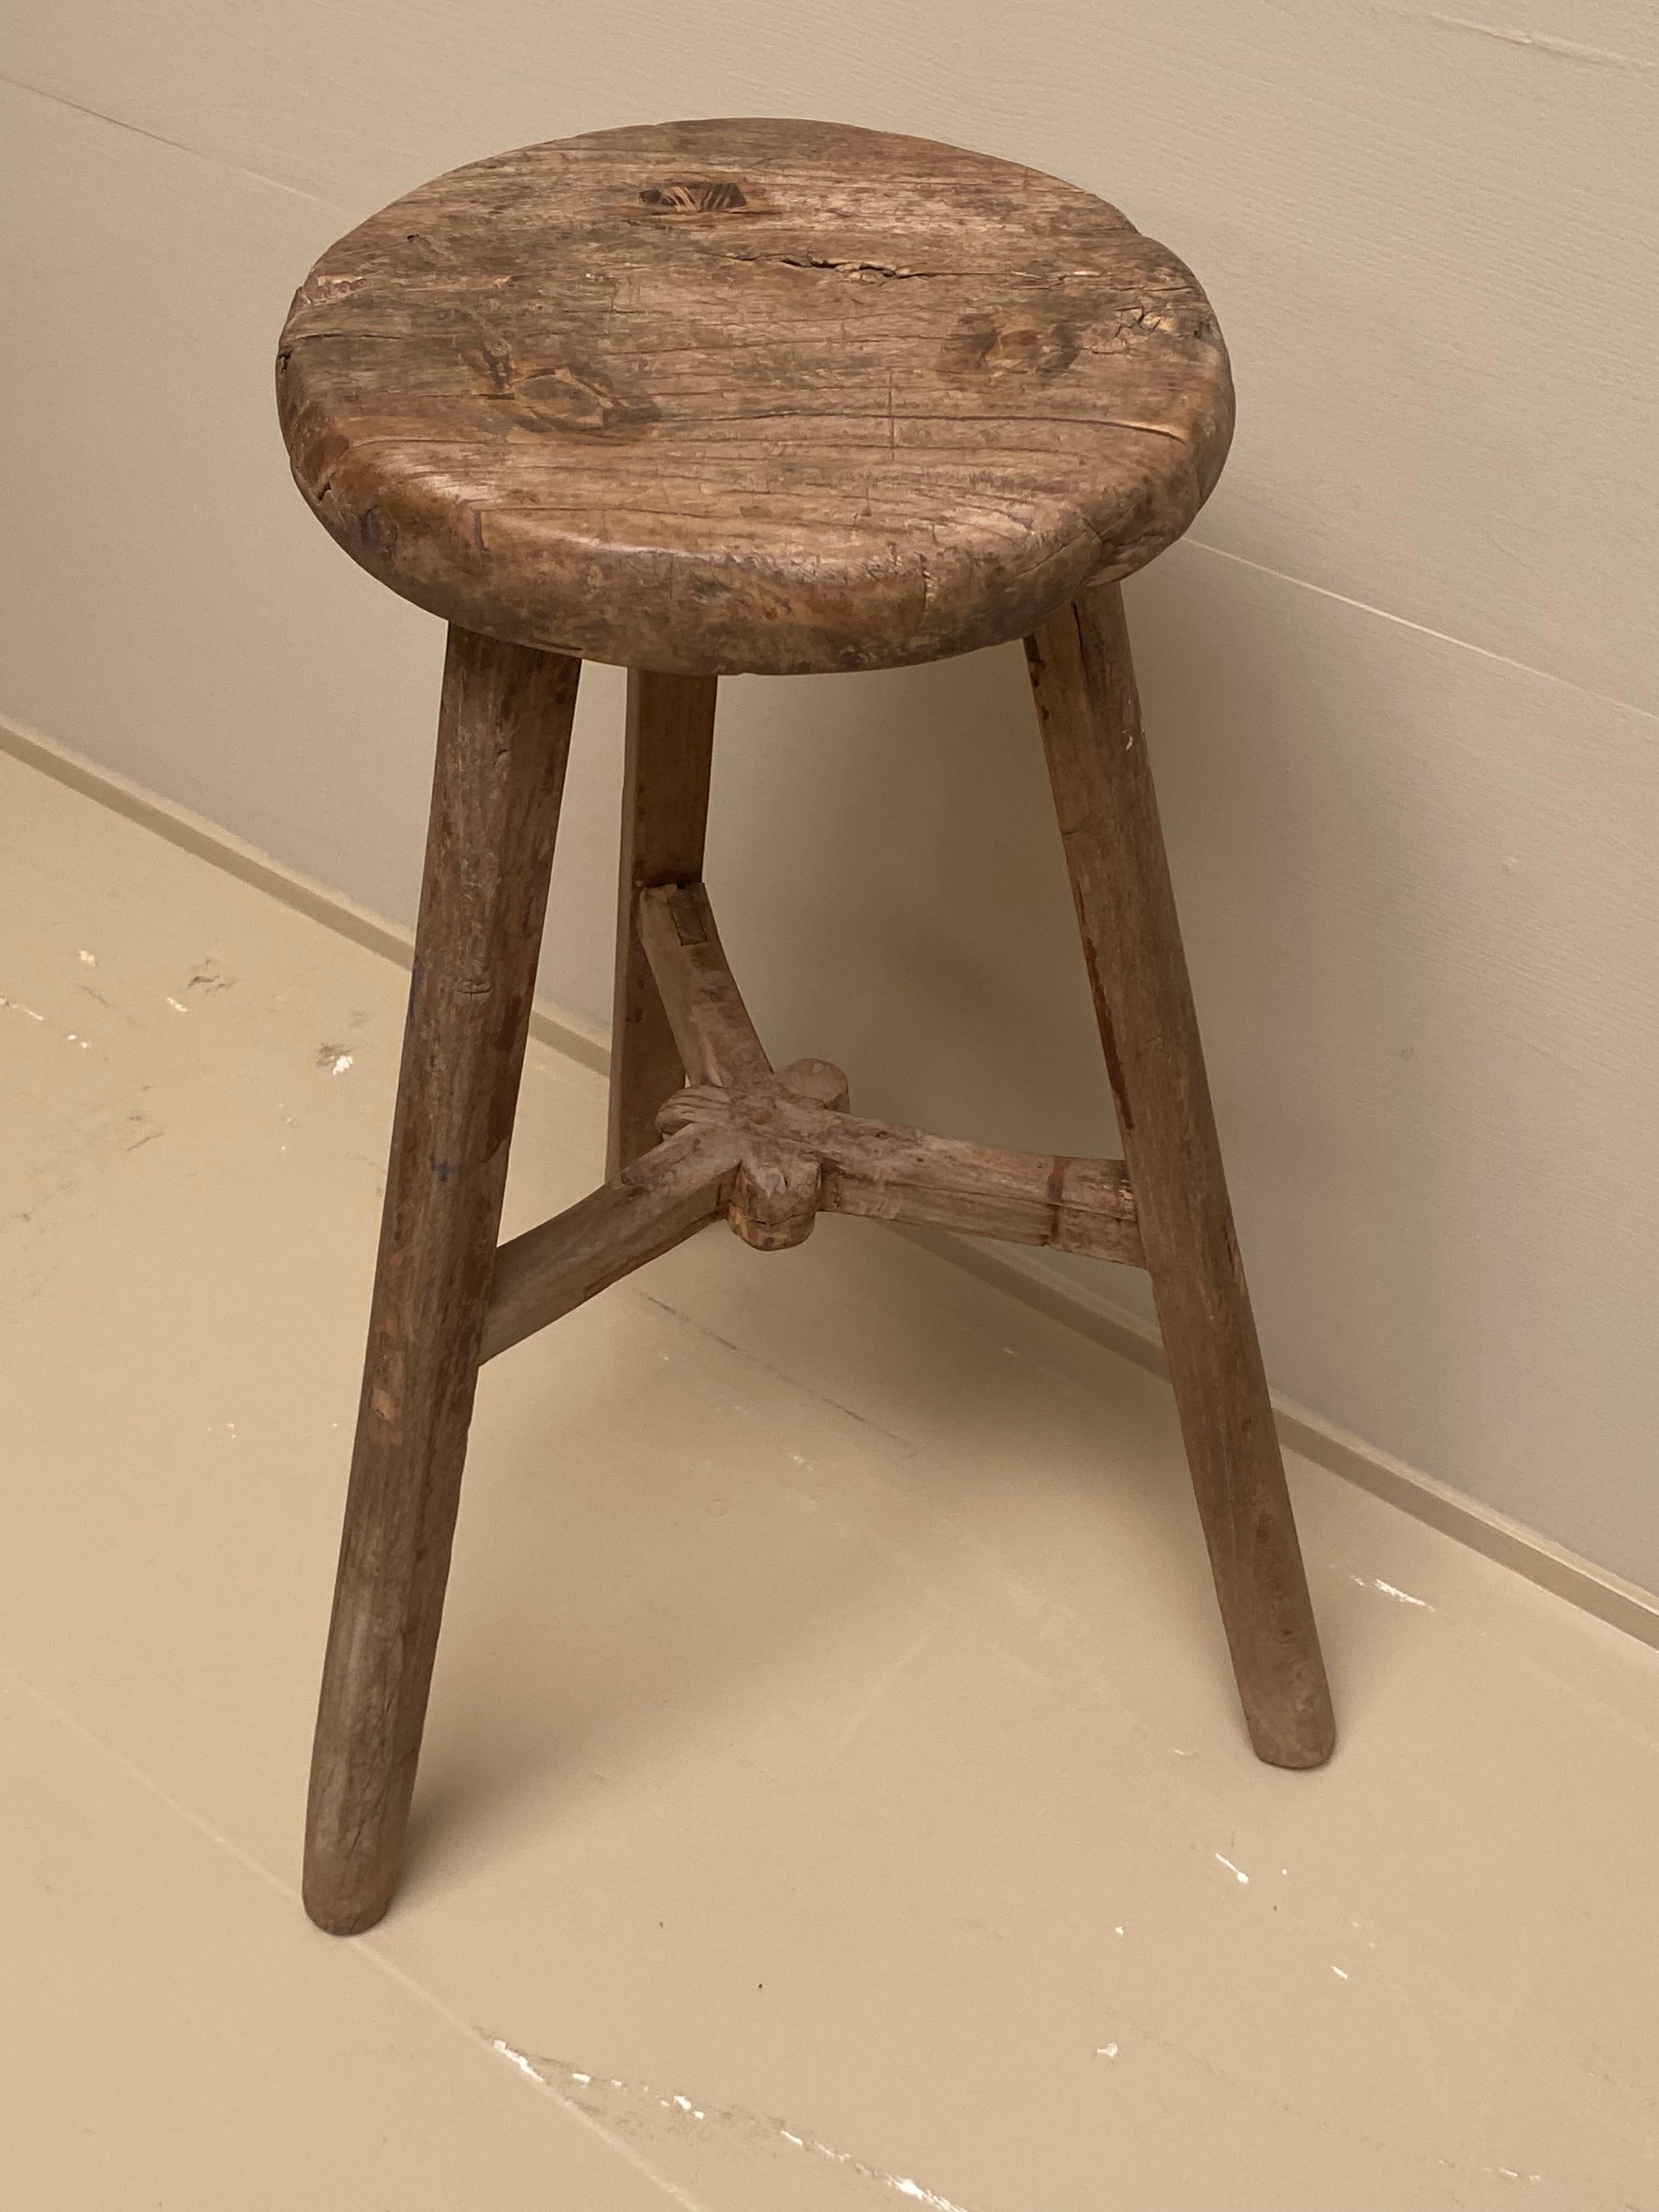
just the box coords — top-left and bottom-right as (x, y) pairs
(304, 627), (580, 1934)
(1026, 585), (1335, 1769)
(607, 670), (718, 1176)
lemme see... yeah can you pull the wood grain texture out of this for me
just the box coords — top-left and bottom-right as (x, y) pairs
(728, 1131), (823, 1252)
(276, 117), (1233, 675)
(637, 881), (771, 1087)
(482, 1121), (737, 1361)
(659, 1080), (1143, 1265)
(303, 624), (579, 1936)
(1026, 583), (1334, 1769)
(605, 669), (717, 1176)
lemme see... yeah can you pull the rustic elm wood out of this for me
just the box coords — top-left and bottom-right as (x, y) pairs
(276, 118), (1232, 677)
(637, 882), (772, 1090)
(482, 1121), (738, 1362)
(1028, 585), (1335, 1768)
(281, 117), (1333, 1938)
(303, 625), (579, 1934)
(606, 672), (718, 1175)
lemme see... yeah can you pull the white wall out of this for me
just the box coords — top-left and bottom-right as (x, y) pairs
(3, 4), (1656, 1588)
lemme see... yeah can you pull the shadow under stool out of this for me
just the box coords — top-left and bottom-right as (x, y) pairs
(276, 116), (1335, 1937)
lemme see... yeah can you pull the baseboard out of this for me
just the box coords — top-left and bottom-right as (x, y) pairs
(8, 711), (1656, 1652)
(888, 1227), (1659, 1650)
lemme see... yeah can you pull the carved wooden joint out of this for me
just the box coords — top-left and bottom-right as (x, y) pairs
(658, 1080), (1142, 1263)
(478, 878), (1143, 1364)
(640, 881), (1142, 1263)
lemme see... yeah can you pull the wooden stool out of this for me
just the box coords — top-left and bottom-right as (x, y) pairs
(278, 117), (1334, 1937)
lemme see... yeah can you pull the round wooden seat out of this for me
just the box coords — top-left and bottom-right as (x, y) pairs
(276, 119), (1233, 676)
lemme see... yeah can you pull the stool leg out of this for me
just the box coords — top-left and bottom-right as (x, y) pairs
(1026, 584), (1335, 1768)
(606, 670), (718, 1175)
(304, 625), (580, 1934)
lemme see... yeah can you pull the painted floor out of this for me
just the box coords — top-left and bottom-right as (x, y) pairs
(3, 746), (1657, 2211)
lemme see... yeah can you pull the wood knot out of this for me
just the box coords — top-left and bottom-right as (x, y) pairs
(639, 178), (748, 214)
(461, 346), (661, 437)
(940, 312), (1080, 382)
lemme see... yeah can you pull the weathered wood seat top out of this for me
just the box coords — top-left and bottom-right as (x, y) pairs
(277, 119), (1233, 676)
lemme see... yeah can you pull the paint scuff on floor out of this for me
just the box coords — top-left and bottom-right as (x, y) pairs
(487, 2039), (977, 2212)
